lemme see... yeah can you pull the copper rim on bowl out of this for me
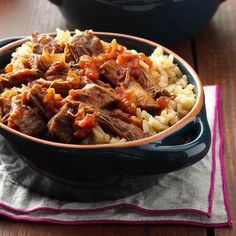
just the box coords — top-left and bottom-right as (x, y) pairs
(0, 32), (203, 149)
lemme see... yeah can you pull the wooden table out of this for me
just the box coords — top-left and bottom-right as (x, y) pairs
(0, 0), (235, 235)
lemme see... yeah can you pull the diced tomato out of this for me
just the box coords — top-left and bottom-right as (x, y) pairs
(84, 67), (99, 81)
(43, 88), (64, 116)
(105, 44), (113, 54)
(75, 113), (96, 128)
(115, 86), (124, 96)
(22, 58), (30, 69)
(116, 88), (137, 115)
(43, 88), (55, 103)
(123, 91), (136, 105)
(69, 89), (77, 97)
(79, 55), (93, 68)
(66, 70), (80, 87)
(139, 53), (153, 68)
(100, 39), (124, 61)
(79, 55), (100, 81)
(77, 69), (85, 76)
(5, 63), (13, 73)
(156, 96), (170, 110)
(117, 53), (139, 68)
(74, 113), (96, 138)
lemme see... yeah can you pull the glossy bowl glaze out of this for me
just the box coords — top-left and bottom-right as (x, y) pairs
(0, 33), (211, 201)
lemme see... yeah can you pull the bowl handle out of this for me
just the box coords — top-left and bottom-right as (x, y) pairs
(113, 104), (211, 176)
(140, 103), (211, 165)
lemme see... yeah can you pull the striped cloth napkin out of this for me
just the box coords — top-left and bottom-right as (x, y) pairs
(0, 85), (232, 227)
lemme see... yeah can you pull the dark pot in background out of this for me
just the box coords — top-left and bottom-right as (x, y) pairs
(49, 0), (224, 45)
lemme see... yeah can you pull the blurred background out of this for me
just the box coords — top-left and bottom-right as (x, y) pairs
(0, 0), (229, 45)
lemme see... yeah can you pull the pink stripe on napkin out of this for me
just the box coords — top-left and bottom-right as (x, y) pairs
(0, 85), (231, 227)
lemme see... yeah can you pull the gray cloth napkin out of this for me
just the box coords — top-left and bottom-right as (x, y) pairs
(0, 85), (232, 226)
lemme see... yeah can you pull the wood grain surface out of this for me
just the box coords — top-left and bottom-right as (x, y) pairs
(0, 0), (235, 235)
(0, 0), (67, 38)
(194, 0), (236, 235)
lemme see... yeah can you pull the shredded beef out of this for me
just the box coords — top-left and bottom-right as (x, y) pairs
(47, 103), (75, 143)
(32, 32), (64, 54)
(0, 87), (23, 118)
(69, 84), (116, 108)
(76, 105), (144, 141)
(124, 78), (160, 113)
(109, 109), (132, 124)
(7, 95), (46, 136)
(0, 69), (39, 89)
(27, 84), (48, 119)
(79, 76), (112, 89)
(31, 78), (80, 96)
(100, 60), (127, 85)
(45, 61), (69, 76)
(95, 109), (145, 141)
(29, 52), (66, 71)
(136, 72), (170, 99)
(65, 31), (104, 62)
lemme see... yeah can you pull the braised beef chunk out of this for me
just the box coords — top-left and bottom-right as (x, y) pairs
(65, 31), (104, 62)
(0, 97), (11, 118)
(0, 69), (39, 89)
(124, 78), (160, 113)
(7, 95), (46, 136)
(69, 84), (116, 108)
(32, 32), (64, 54)
(0, 92), (23, 120)
(79, 76), (94, 88)
(79, 76), (112, 89)
(31, 78), (80, 96)
(135, 72), (169, 99)
(29, 52), (66, 71)
(100, 60), (127, 86)
(80, 105), (144, 141)
(109, 109), (132, 124)
(30, 34), (67, 71)
(8, 106), (46, 136)
(95, 109), (145, 141)
(27, 84), (48, 119)
(47, 103), (74, 143)
(44, 74), (68, 81)
(94, 78), (112, 89)
(45, 61), (69, 76)
(29, 54), (46, 70)
(0, 87), (22, 118)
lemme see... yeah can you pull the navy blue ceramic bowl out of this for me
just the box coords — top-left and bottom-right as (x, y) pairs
(0, 33), (211, 201)
(49, 0), (224, 45)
